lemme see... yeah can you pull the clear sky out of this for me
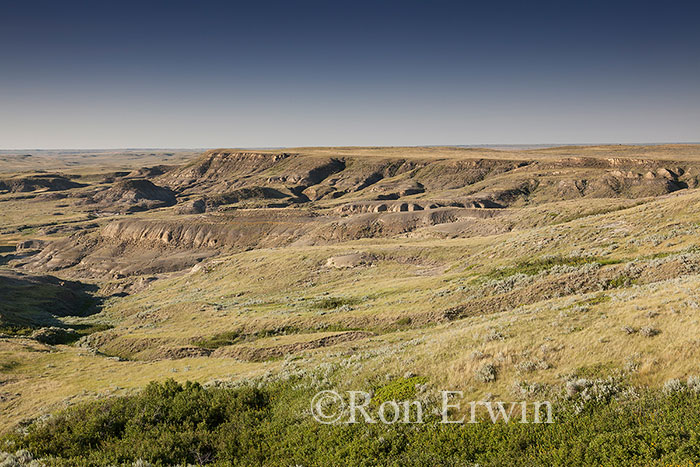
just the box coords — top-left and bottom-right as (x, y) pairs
(1, 0), (699, 148)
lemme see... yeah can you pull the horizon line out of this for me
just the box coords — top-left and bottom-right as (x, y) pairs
(1, 142), (700, 152)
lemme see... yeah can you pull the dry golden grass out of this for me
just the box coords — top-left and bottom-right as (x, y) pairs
(0, 149), (197, 174)
(3, 144), (700, 431)
(279, 144), (700, 161)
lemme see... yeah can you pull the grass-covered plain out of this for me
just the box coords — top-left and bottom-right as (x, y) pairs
(3, 145), (700, 464)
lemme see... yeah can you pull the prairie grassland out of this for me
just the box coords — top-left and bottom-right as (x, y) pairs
(4, 180), (700, 430)
(286, 143), (700, 161)
(3, 145), (700, 434)
(0, 149), (197, 174)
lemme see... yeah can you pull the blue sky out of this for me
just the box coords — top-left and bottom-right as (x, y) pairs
(1, 0), (699, 148)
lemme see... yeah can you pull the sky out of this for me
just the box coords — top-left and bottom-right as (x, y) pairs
(1, 0), (699, 148)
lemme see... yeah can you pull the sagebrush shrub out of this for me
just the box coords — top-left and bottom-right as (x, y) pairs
(640, 326), (660, 337)
(475, 363), (497, 383)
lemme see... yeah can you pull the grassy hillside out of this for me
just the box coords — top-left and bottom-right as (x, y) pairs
(3, 181), (700, 430)
(2, 145), (700, 463)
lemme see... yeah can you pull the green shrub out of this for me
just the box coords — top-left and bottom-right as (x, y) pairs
(6, 378), (700, 466)
(395, 317), (412, 327)
(605, 274), (637, 289)
(312, 296), (359, 310)
(372, 376), (428, 405)
(194, 330), (243, 349)
(195, 326), (310, 349)
(486, 255), (621, 280)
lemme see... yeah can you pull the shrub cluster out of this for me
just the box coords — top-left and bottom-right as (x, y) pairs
(6, 378), (700, 466)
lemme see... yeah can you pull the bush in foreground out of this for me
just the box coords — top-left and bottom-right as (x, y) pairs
(4, 378), (700, 466)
